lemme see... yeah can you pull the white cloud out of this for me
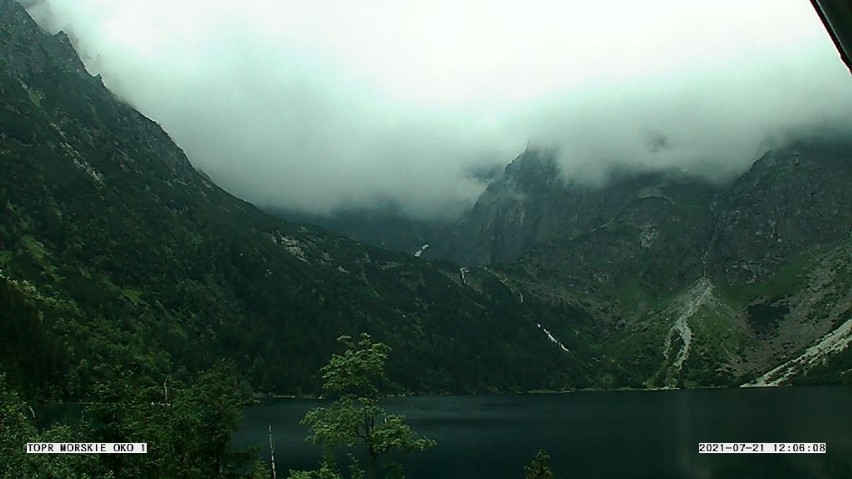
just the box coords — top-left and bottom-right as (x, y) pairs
(22, 0), (852, 220)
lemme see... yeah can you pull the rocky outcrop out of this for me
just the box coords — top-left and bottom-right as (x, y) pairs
(427, 134), (852, 386)
(708, 137), (852, 284)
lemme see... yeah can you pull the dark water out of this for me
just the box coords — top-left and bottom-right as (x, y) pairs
(234, 386), (852, 479)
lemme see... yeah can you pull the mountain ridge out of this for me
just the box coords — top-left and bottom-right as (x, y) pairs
(1, 0), (850, 400)
(1, 0), (597, 399)
(428, 133), (852, 387)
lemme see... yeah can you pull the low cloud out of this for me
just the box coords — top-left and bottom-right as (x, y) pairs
(512, 48), (852, 186)
(20, 0), (852, 220)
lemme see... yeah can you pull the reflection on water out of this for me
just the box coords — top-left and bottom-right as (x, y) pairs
(234, 386), (852, 479)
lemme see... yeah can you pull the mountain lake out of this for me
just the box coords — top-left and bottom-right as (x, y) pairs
(234, 386), (852, 479)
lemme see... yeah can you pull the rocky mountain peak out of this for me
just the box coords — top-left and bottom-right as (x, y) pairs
(1, 0), (87, 79)
(426, 147), (722, 268)
(499, 147), (561, 188)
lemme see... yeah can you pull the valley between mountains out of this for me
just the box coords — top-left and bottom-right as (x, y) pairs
(1, 0), (850, 403)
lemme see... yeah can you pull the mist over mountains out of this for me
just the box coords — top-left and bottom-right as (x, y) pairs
(17, 0), (852, 222)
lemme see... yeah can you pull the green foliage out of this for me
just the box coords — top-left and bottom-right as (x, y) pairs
(0, 371), (106, 479)
(346, 453), (366, 479)
(173, 361), (252, 477)
(86, 361), (256, 479)
(301, 335), (435, 479)
(523, 449), (555, 479)
(286, 462), (344, 479)
(0, 364), (257, 479)
(792, 343), (852, 385)
(32, 423), (108, 479)
(0, 276), (69, 399)
(320, 334), (391, 400)
(0, 371), (36, 478)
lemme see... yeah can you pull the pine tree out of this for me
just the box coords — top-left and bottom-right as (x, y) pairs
(524, 449), (555, 479)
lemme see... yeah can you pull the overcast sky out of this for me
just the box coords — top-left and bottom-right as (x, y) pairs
(22, 0), (852, 220)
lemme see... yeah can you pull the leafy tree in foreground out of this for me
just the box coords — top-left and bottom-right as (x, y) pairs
(95, 360), (260, 479)
(298, 334), (435, 479)
(0, 362), (261, 479)
(524, 449), (556, 479)
(0, 371), (37, 478)
(0, 371), (105, 479)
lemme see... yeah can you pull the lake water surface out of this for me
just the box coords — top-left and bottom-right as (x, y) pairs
(234, 386), (852, 478)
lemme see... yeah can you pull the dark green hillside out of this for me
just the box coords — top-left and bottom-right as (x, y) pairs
(0, 0), (600, 400)
(0, 276), (69, 398)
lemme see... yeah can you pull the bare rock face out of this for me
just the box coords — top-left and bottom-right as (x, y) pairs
(707, 137), (852, 284)
(432, 134), (852, 290)
(428, 147), (720, 294)
(1, 0), (199, 182)
(426, 149), (565, 265)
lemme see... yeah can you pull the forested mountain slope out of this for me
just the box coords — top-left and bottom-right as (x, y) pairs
(0, 0), (599, 399)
